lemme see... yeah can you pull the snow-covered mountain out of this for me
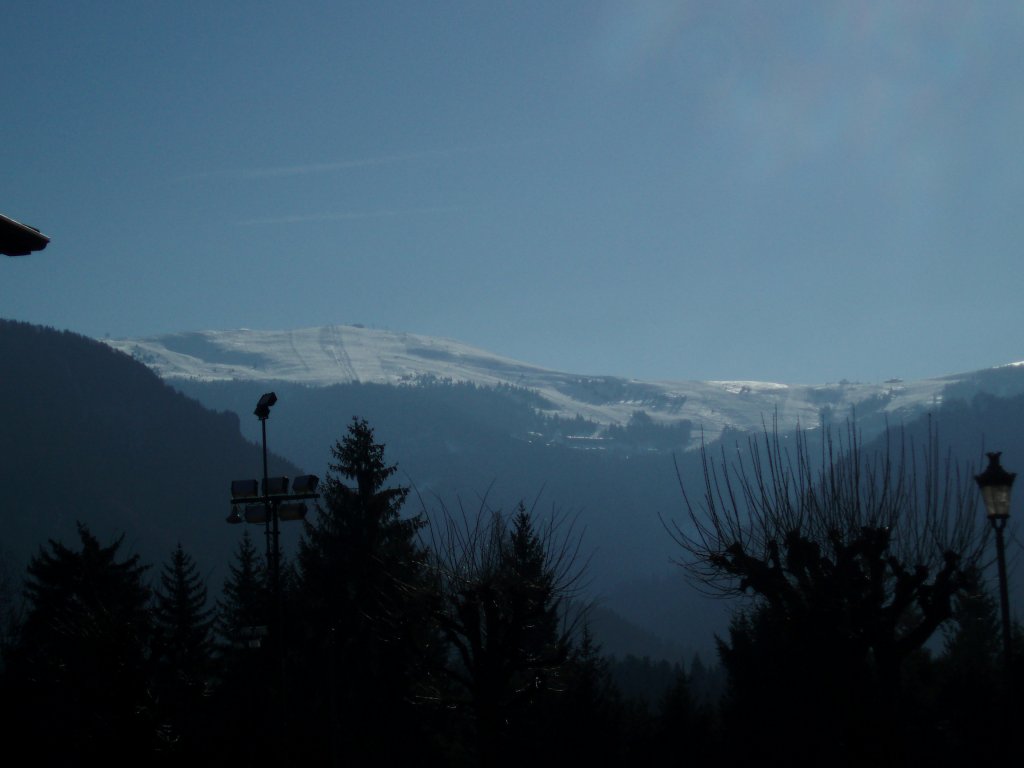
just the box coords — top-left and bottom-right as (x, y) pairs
(98, 324), (1024, 653)
(103, 325), (1000, 448)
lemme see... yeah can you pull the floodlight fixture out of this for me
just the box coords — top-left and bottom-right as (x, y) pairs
(292, 474), (320, 494)
(263, 476), (289, 496)
(231, 479), (260, 500)
(226, 508), (244, 524)
(254, 392), (278, 420)
(244, 503), (269, 524)
(277, 502), (308, 522)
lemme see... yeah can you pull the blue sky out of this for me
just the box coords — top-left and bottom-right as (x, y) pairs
(4, 1), (1024, 384)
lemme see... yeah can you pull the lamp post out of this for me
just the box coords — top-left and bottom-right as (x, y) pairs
(975, 451), (1015, 679)
(228, 392), (320, 631)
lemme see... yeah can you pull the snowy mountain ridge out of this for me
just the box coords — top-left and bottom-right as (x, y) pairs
(104, 325), (982, 447)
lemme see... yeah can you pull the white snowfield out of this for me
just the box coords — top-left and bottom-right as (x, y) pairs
(104, 324), (966, 447)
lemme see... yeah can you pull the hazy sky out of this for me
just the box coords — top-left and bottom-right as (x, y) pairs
(4, 1), (1024, 384)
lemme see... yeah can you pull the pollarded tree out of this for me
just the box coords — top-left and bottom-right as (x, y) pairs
(3, 525), (156, 760)
(669, 423), (986, 673)
(665, 422), (987, 762)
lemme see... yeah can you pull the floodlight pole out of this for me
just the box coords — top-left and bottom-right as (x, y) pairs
(255, 393), (281, 599)
(259, 411), (281, 603)
(228, 391), (319, 627)
(226, 393), (320, 761)
(250, 392), (285, 762)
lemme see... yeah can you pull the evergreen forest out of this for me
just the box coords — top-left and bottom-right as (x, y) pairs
(1, 415), (1021, 767)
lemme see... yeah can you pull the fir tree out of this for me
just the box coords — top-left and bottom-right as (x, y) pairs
(216, 529), (267, 652)
(544, 622), (625, 766)
(500, 507), (569, 702)
(154, 543), (214, 678)
(650, 666), (711, 765)
(294, 417), (437, 765)
(3, 525), (156, 760)
(0, 549), (19, 655)
(931, 574), (1004, 764)
(152, 543), (215, 757)
(211, 530), (272, 767)
(432, 503), (583, 767)
(942, 575), (1002, 674)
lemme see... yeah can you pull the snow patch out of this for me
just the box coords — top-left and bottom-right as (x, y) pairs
(102, 324), (985, 449)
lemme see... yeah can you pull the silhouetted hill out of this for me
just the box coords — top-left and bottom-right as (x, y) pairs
(0, 320), (305, 581)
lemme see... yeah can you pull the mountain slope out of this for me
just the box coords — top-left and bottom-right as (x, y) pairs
(0, 320), (305, 577)
(104, 324), (992, 448)
(99, 323), (1024, 658)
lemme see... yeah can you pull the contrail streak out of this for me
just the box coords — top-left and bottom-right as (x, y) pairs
(236, 205), (463, 226)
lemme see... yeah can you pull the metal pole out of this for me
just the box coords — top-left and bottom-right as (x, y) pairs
(272, 500), (281, 602)
(993, 519), (1013, 679)
(259, 415), (282, 648)
(258, 410), (285, 760)
(261, 416), (271, 571)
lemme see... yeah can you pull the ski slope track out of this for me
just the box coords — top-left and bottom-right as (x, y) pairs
(104, 324), (995, 448)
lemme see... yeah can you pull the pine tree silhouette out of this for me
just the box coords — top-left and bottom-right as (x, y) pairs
(152, 543), (215, 756)
(293, 418), (438, 765)
(4, 525), (156, 760)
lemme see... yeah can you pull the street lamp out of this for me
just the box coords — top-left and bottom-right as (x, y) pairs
(975, 451), (1015, 678)
(228, 392), (320, 616)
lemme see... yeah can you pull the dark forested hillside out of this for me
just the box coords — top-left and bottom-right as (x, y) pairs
(0, 320), (304, 579)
